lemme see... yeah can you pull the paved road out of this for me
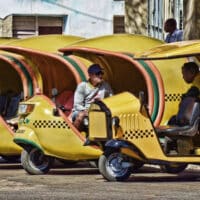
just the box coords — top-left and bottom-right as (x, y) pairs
(0, 157), (200, 200)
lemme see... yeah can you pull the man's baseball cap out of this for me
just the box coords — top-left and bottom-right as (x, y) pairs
(88, 64), (103, 74)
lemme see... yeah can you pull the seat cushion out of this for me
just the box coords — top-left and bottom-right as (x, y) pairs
(56, 90), (74, 116)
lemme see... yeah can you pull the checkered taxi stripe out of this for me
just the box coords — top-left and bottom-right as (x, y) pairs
(32, 120), (70, 129)
(165, 93), (182, 102)
(123, 129), (154, 140)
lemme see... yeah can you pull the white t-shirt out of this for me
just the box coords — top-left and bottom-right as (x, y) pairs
(73, 81), (113, 111)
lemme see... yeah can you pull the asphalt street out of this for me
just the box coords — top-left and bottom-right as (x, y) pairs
(0, 157), (200, 200)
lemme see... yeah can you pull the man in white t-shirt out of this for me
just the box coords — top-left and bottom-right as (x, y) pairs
(72, 64), (113, 131)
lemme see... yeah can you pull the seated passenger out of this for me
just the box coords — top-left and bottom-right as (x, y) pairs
(168, 62), (200, 126)
(72, 64), (113, 131)
(166, 62), (200, 154)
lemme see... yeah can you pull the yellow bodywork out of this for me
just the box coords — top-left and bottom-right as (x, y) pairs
(135, 40), (200, 60)
(0, 38), (18, 44)
(134, 40), (200, 125)
(90, 92), (200, 163)
(15, 95), (102, 160)
(62, 34), (164, 53)
(5, 35), (84, 53)
(0, 117), (22, 155)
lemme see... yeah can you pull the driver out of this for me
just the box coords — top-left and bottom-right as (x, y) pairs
(166, 62), (200, 154)
(169, 62), (200, 125)
(72, 64), (113, 131)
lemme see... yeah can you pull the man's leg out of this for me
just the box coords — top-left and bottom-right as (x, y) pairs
(73, 111), (87, 131)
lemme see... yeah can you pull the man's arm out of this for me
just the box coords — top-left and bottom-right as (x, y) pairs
(73, 83), (87, 111)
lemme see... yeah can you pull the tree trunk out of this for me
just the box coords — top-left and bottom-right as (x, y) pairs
(183, 0), (200, 40)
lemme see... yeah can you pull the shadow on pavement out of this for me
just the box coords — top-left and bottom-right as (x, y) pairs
(0, 157), (22, 169)
(49, 168), (99, 175)
(0, 163), (22, 170)
(127, 172), (200, 182)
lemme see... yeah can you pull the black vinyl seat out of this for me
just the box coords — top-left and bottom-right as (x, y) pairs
(156, 101), (200, 137)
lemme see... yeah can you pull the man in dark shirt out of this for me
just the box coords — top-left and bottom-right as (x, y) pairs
(164, 18), (183, 43)
(176, 62), (200, 125)
(166, 62), (200, 154)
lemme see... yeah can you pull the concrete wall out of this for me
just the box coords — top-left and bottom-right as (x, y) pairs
(2, 15), (13, 37)
(0, 19), (2, 36)
(0, 0), (125, 38)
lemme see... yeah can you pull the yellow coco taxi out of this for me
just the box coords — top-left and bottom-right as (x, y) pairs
(0, 34), (164, 173)
(0, 45), (102, 174)
(0, 35), (84, 162)
(85, 40), (200, 181)
(0, 50), (40, 161)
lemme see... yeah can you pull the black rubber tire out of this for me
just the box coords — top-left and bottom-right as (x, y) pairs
(98, 150), (132, 181)
(160, 163), (188, 173)
(21, 148), (54, 175)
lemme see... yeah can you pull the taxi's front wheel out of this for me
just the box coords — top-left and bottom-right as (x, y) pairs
(21, 148), (54, 175)
(98, 150), (132, 181)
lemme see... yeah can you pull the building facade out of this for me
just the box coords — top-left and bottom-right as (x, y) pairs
(0, 0), (199, 40)
(0, 0), (125, 38)
(125, 0), (200, 40)
(125, 0), (184, 40)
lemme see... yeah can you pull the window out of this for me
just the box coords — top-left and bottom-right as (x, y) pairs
(12, 15), (64, 38)
(113, 15), (125, 33)
(12, 16), (36, 38)
(147, 0), (163, 40)
(147, 0), (183, 40)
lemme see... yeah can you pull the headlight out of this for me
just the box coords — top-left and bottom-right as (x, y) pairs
(18, 104), (35, 115)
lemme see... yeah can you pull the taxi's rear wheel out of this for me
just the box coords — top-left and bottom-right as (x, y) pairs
(21, 148), (54, 175)
(98, 150), (132, 181)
